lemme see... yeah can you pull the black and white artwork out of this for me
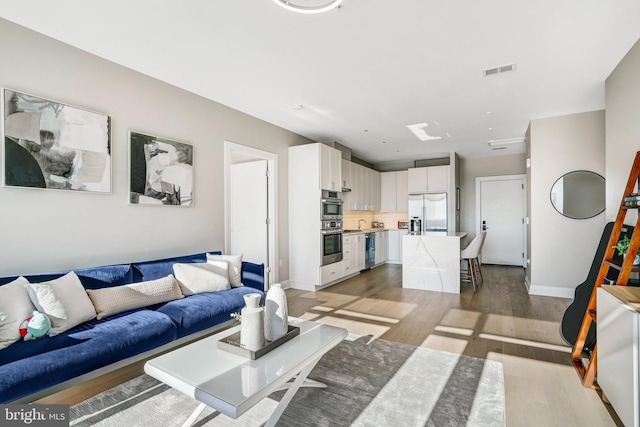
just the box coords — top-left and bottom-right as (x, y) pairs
(129, 131), (193, 206)
(3, 89), (111, 192)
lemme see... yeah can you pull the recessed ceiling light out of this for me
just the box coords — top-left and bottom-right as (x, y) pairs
(291, 104), (303, 110)
(382, 141), (386, 144)
(363, 129), (368, 132)
(406, 123), (442, 142)
(486, 111), (492, 114)
(488, 127), (493, 130)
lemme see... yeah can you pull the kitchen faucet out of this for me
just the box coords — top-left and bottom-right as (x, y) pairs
(358, 219), (366, 230)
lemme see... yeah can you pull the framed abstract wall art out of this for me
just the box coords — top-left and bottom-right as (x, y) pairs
(129, 131), (194, 206)
(2, 89), (111, 192)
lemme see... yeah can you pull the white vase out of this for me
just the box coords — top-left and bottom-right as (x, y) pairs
(264, 283), (288, 341)
(240, 293), (264, 351)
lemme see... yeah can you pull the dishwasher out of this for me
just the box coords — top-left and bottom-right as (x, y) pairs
(364, 233), (375, 269)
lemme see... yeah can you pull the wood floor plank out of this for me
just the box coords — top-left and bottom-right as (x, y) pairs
(286, 263), (622, 426)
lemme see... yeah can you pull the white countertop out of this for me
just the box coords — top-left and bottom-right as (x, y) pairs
(405, 231), (468, 238)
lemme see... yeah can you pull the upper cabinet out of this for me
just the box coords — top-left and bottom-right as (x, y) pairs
(341, 159), (352, 190)
(345, 161), (380, 211)
(319, 144), (342, 191)
(380, 170), (408, 212)
(407, 165), (449, 193)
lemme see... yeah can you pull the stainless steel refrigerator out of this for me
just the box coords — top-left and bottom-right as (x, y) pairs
(408, 193), (448, 234)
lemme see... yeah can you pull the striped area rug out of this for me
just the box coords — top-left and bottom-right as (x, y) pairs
(71, 336), (505, 426)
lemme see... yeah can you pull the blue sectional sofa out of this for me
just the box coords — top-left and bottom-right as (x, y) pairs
(0, 252), (264, 403)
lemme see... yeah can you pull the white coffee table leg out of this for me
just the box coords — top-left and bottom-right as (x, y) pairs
(264, 356), (322, 427)
(182, 402), (207, 427)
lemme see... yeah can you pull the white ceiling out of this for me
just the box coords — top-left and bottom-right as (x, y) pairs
(1, 0), (639, 164)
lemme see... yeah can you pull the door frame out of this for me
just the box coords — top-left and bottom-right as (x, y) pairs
(224, 141), (278, 286)
(475, 174), (527, 267)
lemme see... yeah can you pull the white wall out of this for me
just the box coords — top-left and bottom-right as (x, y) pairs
(0, 18), (311, 276)
(606, 39), (640, 224)
(528, 111), (605, 298)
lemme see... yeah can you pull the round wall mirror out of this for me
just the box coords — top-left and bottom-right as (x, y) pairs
(550, 171), (605, 219)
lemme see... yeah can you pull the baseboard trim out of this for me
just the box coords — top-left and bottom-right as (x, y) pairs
(279, 280), (292, 289)
(528, 285), (574, 299)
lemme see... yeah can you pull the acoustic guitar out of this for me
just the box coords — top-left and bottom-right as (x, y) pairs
(560, 222), (634, 348)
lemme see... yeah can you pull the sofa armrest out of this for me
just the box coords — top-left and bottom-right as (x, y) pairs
(241, 261), (265, 291)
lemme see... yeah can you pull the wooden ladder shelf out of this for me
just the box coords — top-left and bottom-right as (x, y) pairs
(572, 150), (640, 388)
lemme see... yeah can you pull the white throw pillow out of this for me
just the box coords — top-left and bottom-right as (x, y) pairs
(0, 277), (36, 349)
(206, 253), (243, 287)
(27, 271), (97, 333)
(173, 262), (231, 295)
(86, 274), (184, 320)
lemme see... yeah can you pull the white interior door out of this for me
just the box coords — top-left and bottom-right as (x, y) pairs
(230, 160), (268, 270)
(477, 175), (525, 266)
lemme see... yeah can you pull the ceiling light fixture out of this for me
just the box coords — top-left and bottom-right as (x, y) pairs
(407, 123), (442, 141)
(272, 0), (343, 14)
(487, 137), (525, 146)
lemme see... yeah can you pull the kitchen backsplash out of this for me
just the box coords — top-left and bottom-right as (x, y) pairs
(343, 211), (408, 230)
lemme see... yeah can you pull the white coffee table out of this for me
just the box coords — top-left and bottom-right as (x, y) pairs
(144, 318), (347, 427)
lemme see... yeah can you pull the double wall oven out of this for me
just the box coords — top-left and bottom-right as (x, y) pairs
(321, 190), (343, 266)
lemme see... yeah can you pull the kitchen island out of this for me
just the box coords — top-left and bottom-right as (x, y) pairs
(402, 232), (468, 294)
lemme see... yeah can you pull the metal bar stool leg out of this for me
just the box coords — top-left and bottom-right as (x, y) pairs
(469, 258), (477, 292)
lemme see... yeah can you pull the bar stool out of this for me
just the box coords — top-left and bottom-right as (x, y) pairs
(460, 232), (487, 292)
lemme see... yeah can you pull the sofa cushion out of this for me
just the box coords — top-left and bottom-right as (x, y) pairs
(0, 277), (36, 350)
(87, 275), (184, 320)
(173, 262), (230, 295)
(131, 252), (211, 282)
(75, 264), (134, 289)
(156, 287), (262, 337)
(206, 253), (243, 287)
(27, 272), (97, 333)
(0, 264), (135, 290)
(0, 309), (177, 403)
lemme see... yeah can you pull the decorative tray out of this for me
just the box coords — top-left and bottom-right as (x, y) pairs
(217, 325), (300, 360)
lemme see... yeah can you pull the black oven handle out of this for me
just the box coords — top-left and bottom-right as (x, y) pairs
(321, 229), (343, 235)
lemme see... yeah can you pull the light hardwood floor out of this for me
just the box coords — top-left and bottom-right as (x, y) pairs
(285, 264), (622, 427)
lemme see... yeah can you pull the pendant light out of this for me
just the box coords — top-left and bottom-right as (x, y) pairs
(271, 0), (343, 14)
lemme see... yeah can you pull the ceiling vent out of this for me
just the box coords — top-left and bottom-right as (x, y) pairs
(483, 63), (516, 77)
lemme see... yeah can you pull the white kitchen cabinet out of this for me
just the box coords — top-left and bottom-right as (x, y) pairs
(346, 161), (380, 211)
(320, 261), (342, 285)
(381, 170), (409, 212)
(380, 172), (396, 212)
(342, 234), (357, 277)
(319, 144), (342, 191)
(374, 231), (388, 265)
(355, 233), (365, 271)
(341, 159), (352, 190)
(371, 169), (381, 211)
(408, 166), (449, 194)
(427, 165), (449, 192)
(349, 162), (362, 210)
(388, 229), (406, 263)
(289, 143), (344, 291)
(408, 167), (428, 193)
(396, 170), (408, 212)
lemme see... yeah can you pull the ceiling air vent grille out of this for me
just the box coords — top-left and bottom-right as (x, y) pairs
(483, 63), (516, 77)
